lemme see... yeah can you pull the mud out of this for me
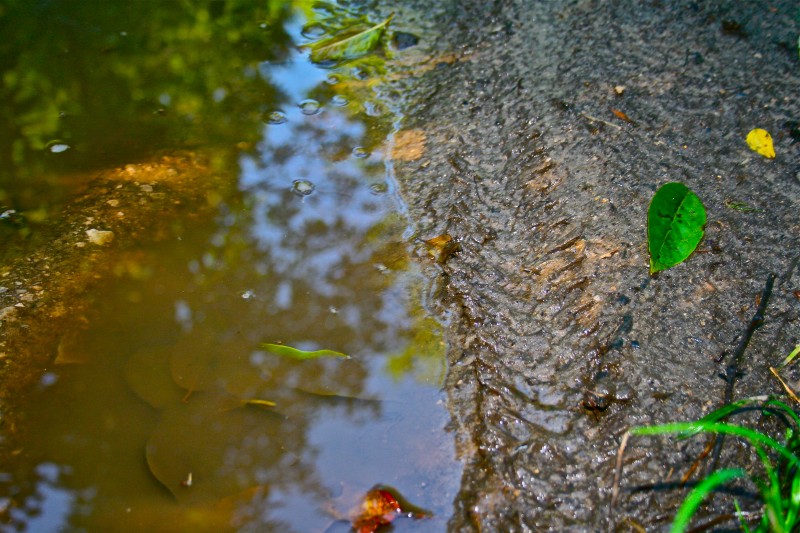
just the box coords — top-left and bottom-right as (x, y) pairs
(0, 152), (226, 447)
(375, 0), (800, 529)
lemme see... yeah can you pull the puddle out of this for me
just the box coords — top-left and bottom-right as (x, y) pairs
(0, 2), (460, 531)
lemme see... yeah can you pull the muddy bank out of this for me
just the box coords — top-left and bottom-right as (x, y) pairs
(0, 153), (226, 447)
(378, 0), (799, 529)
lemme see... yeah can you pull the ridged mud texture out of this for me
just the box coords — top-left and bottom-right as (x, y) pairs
(377, 0), (800, 529)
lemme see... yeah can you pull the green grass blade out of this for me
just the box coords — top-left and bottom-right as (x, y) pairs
(785, 474), (800, 527)
(784, 344), (800, 367)
(631, 422), (800, 471)
(754, 445), (784, 528)
(673, 396), (800, 440)
(734, 499), (753, 533)
(670, 468), (748, 533)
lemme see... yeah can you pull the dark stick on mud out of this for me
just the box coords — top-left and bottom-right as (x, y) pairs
(708, 272), (777, 474)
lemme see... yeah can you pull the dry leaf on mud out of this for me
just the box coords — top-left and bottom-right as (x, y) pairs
(424, 234), (459, 264)
(610, 108), (634, 123)
(391, 129), (426, 161)
(746, 128), (776, 159)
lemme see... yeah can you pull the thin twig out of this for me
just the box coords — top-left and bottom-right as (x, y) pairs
(708, 273), (776, 474)
(582, 113), (622, 130)
(609, 431), (631, 529)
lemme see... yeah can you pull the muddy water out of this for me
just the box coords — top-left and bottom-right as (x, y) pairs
(0, 2), (459, 531)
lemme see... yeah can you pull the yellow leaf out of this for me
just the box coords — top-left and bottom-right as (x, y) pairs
(746, 128), (775, 159)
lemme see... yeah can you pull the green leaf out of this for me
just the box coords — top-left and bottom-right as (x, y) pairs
(647, 182), (707, 274)
(259, 343), (349, 360)
(308, 14), (393, 64)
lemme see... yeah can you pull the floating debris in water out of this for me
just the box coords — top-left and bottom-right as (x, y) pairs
(292, 179), (315, 197)
(241, 290), (256, 300)
(264, 110), (288, 124)
(301, 23), (327, 40)
(299, 99), (322, 115)
(369, 183), (388, 194)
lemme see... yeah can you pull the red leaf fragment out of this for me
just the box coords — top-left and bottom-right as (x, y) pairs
(352, 489), (402, 533)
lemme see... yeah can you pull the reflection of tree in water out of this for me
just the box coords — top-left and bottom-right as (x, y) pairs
(0, 0), (297, 206)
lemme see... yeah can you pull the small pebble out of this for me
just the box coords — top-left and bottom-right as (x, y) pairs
(86, 229), (114, 246)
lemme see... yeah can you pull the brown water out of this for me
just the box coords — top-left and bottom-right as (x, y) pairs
(0, 1), (460, 531)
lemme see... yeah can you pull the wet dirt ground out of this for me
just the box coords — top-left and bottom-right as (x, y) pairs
(373, 0), (800, 530)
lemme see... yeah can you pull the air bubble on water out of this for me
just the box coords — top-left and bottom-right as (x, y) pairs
(325, 74), (341, 85)
(264, 110), (287, 125)
(330, 95), (348, 107)
(292, 179), (315, 197)
(369, 182), (389, 194)
(301, 23), (326, 39)
(363, 101), (384, 117)
(352, 67), (369, 80)
(241, 290), (256, 300)
(299, 99), (322, 116)
(40, 372), (58, 387)
(352, 147), (369, 159)
(46, 141), (70, 154)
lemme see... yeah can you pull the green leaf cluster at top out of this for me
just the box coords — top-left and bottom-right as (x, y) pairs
(647, 182), (707, 274)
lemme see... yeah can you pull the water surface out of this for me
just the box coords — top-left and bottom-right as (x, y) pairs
(0, 2), (460, 531)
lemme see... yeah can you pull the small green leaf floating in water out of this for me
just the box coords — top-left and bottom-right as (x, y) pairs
(647, 182), (707, 274)
(260, 343), (349, 360)
(308, 14), (393, 64)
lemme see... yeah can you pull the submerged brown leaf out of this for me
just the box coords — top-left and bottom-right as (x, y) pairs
(124, 346), (184, 408)
(145, 393), (283, 505)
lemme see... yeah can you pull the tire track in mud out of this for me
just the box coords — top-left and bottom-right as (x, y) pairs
(383, 0), (800, 529)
